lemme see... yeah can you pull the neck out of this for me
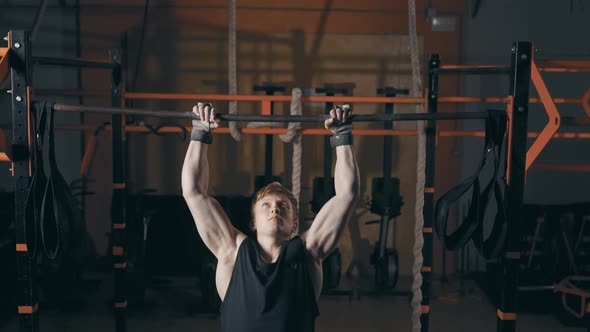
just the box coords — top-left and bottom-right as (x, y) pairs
(256, 233), (290, 263)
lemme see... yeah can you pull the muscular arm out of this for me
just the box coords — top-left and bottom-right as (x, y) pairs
(182, 108), (245, 259)
(302, 144), (360, 260)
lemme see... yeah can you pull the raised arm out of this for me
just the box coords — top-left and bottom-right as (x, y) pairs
(302, 105), (360, 260)
(182, 103), (245, 259)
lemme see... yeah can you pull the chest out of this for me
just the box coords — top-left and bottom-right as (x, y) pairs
(218, 239), (324, 300)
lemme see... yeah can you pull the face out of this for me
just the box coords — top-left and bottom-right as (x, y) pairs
(252, 193), (297, 238)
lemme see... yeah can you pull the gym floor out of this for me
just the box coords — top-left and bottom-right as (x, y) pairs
(0, 276), (584, 332)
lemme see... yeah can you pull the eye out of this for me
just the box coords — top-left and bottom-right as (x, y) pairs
(262, 202), (269, 207)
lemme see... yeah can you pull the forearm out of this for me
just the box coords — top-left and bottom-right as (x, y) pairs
(334, 145), (360, 199)
(181, 141), (209, 196)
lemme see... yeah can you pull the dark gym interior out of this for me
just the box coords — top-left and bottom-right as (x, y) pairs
(1, 1), (589, 331)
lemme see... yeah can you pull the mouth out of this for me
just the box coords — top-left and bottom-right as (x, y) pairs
(268, 215), (282, 223)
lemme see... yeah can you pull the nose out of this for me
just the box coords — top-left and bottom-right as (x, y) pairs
(270, 203), (280, 214)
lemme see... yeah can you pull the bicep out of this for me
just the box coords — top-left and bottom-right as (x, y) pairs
(302, 194), (357, 260)
(184, 193), (244, 258)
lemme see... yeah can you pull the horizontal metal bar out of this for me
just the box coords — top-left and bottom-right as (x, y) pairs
(529, 97), (582, 104)
(124, 92), (425, 104)
(57, 125), (419, 136)
(32, 56), (115, 69)
(33, 88), (111, 97)
(50, 102), (489, 122)
(562, 116), (590, 126)
(517, 285), (555, 292)
(531, 163), (590, 172)
(439, 96), (585, 104)
(536, 59), (590, 72)
(34, 90), (587, 105)
(439, 64), (505, 69)
(35, 124), (590, 139)
(436, 61), (590, 74)
(442, 130), (590, 139)
(438, 96), (509, 103)
(536, 59), (590, 67)
(432, 66), (512, 75)
(538, 67), (590, 73)
(436, 61), (590, 75)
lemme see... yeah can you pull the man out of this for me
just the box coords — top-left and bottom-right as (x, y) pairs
(182, 102), (360, 332)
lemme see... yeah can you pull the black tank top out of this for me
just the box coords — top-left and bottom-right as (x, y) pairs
(220, 236), (319, 332)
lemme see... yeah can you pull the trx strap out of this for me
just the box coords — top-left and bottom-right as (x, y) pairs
(23, 105), (48, 258)
(39, 102), (82, 261)
(434, 110), (508, 259)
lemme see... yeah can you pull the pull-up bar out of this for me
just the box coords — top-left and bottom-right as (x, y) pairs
(32, 56), (116, 69)
(50, 102), (490, 122)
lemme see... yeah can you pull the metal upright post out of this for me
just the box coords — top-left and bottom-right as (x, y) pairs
(377, 87), (408, 253)
(110, 48), (127, 332)
(264, 89), (274, 183)
(497, 42), (532, 332)
(11, 29), (38, 332)
(421, 54), (440, 332)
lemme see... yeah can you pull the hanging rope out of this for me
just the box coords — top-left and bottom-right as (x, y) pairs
(228, 0), (244, 141)
(31, 0), (49, 41)
(408, 0), (426, 331)
(279, 88), (303, 143)
(280, 89), (303, 225)
(131, 0), (151, 92)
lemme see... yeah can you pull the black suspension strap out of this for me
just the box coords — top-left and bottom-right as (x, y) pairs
(23, 104), (48, 259)
(39, 101), (83, 261)
(434, 109), (508, 259)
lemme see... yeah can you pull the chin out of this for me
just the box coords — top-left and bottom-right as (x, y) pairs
(257, 229), (291, 239)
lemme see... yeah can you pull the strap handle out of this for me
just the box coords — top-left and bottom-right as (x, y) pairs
(434, 110), (508, 257)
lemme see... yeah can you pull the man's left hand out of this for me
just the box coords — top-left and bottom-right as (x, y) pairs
(324, 104), (352, 136)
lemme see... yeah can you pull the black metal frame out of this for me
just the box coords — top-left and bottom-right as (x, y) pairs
(425, 42), (532, 332)
(8, 30), (125, 332)
(421, 54), (439, 332)
(496, 41), (532, 332)
(110, 48), (127, 332)
(10, 30), (39, 332)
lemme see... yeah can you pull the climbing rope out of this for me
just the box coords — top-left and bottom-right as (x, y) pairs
(280, 89), (303, 220)
(228, 0), (244, 141)
(408, 0), (426, 331)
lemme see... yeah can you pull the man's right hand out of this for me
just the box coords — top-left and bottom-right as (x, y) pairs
(192, 102), (220, 131)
